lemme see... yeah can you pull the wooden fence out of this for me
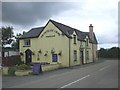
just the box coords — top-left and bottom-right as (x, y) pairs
(2, 55), (21, 66)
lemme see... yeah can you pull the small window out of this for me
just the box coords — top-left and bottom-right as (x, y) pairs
(80, 41), (82, 45)
(73, 35), (76, 44)
(86, 51), (89, 60)
(86, 38), (88, 46)
(74, 50), (77, 61)
(24, 39), (31, 46)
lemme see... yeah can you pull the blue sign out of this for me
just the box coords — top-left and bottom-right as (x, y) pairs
(52, 54), (58, 62)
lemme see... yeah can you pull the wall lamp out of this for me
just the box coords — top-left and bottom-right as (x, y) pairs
(58, 51), (62, 56)
(44, 51), (48, 56)
(51, 48), (55, 54)
(38, 49), (42, 54)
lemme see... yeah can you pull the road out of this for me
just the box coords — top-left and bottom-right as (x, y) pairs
(3, 60), (118, 88)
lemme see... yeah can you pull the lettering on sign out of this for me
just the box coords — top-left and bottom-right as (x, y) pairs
(46, 35), (55, 38)
(41, 29), (60, 38)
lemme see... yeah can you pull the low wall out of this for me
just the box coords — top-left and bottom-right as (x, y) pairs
(2, 67), (9, 75)
(42, 63), (61, 72)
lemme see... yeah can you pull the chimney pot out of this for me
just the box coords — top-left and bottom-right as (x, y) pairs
(89, 24), (93, 27)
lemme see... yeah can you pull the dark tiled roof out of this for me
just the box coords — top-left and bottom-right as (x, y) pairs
(19, 27), (44, 39)
(75, 29), (86, 41)
(50, 20), (97, 44)
(19, 19), (98, 44)
(50, 20), (74, 38)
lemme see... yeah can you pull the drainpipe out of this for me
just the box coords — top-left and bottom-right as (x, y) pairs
(92, 43), (94, 62)
(69, 38), (70, 67)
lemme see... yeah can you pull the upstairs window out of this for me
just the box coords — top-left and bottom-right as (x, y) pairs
(73, 35), (76, 44)
(86, 38), (88, 46)
(24, 39), (31, 46)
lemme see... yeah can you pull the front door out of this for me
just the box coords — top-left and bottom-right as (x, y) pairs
(25, 49), (32, 65)
(80, 51), (84, 64)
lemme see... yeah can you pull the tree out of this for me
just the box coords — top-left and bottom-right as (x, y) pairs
(98, 47), (119, 59)
(11, 33), (22, 49)
(1, 26), (14, 47)
(11, 31), (25, 49)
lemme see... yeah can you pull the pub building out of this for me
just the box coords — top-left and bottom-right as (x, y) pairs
(19, 19), (98, 71)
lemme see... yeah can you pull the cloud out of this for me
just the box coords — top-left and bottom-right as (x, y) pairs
(52, 0), (118, 45)
(2, 2), (78, 27)
(2, 0), (119, 49)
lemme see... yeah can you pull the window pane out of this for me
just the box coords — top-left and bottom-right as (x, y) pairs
(74, 50), (77, 61)
(52, 54), (58, 62)
(24, 39), (30, 46)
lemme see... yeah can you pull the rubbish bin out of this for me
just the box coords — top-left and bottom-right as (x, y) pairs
(33, 63), (42, 75)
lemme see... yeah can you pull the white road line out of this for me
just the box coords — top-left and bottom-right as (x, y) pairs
(60, 75), (90, 88)
(99, 66), (109, 71)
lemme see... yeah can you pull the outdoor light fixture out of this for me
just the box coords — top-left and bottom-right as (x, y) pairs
(20, 52), (23, 56)
(44, 51), (48, 56)
(58, 51), (62, 56)
(38, 49), (42, 53)
(51, 48), (55, 54)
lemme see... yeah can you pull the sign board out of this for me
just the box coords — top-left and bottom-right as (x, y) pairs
(52, 54), (58, 62)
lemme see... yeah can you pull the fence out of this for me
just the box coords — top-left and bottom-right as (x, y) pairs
(2, 55), (21, 66)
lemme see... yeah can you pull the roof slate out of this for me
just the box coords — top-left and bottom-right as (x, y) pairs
(19, 27), (44, 39)
(19, 19), (98, 44)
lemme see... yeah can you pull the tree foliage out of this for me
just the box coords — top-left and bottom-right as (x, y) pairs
(11, 33), (22, 49)
(1, 26), (14, 47)
(98, 47), (119, 59)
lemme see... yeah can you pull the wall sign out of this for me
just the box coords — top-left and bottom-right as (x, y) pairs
(41, 29), (60, 38)
(46, 35), (55, 38)
(52, 54), (58, 62)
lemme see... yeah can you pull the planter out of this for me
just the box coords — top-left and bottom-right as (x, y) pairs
(2, 67), (9, 75)
(15, 70), (32, 76)
(42, 64), (61, 72)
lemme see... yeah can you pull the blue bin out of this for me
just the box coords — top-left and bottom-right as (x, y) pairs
(33, 63), (42, 75)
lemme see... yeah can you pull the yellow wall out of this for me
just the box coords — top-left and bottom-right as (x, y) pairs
(19, 21), (98, 69)
(69, 31), (81, 66)
(20, 21), (70, 67)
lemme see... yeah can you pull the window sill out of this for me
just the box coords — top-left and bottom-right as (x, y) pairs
(23, 45), (31, 47)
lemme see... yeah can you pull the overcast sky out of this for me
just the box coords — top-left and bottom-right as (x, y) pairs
(1, 0), (119, 49)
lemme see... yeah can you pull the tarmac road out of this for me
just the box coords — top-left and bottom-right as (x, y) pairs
(2, 59), (118, 88)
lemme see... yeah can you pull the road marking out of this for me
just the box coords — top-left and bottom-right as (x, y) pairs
(60, 75), (90, 88)
(99, 66), (109, 71)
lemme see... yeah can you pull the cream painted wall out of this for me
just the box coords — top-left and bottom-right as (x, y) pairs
(19, 21), (98, 68)
(20, 21), (70, 67)
(69, 31), (81, 66)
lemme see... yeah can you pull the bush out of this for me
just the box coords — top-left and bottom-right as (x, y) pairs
(8, 67), (17, 75)
(17, 64), (31, 70)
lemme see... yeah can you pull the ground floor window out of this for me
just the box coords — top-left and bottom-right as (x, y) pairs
(74, 50), (77, 62)
(86, 51), (89, 61)
(52, 54), (58, 62)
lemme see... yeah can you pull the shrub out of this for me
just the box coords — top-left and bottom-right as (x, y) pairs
(17, 64), (31, 70)
(8, 67), (17, 75)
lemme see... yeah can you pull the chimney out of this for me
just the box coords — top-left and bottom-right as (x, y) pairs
(89, 24), (94, 41)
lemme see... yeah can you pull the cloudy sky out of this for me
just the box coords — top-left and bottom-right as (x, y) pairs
(1, 0), (119, 49)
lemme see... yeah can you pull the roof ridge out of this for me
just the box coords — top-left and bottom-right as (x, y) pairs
(31, 26), (44, 29)
(50, 19), (78, 31)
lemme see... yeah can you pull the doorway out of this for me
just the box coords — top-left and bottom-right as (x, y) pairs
(80, 51), (84, 64)
(25, 49), (32, 65)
